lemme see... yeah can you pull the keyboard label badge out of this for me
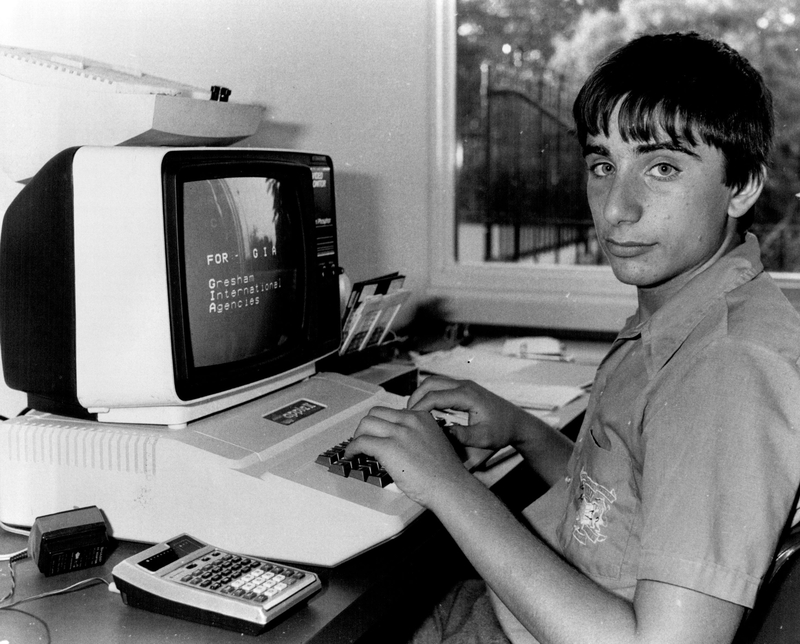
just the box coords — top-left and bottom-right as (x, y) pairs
(264, 399), (326, 426)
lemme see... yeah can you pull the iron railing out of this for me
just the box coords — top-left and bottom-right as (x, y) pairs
(456, 61), (591, 263)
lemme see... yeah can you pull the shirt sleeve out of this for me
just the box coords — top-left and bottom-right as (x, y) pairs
(638, 337), (800, 607)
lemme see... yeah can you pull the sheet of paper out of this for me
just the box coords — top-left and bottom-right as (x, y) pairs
(413, 346), (535, 380)
(480, 380), (584, 410)
(413, 345), (596, 411)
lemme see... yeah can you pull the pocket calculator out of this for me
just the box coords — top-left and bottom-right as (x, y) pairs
(111, 533), (322, 635)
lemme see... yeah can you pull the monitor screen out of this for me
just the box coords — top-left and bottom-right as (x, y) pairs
(182, 175), (303, 368)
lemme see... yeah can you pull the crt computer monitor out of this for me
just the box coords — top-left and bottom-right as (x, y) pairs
(0, 146), (342, 428)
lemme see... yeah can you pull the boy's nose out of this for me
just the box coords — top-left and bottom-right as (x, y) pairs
(601, 174), (644, 226)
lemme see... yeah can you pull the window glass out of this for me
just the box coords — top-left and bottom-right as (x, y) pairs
(456, 0), (800, 272)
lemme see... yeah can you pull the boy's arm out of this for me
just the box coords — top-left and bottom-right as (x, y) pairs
(434, 468), (744, 644)
(346, 406), (744, 644)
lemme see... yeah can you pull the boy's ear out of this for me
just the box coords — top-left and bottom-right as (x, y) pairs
(728, 169), (765, 220)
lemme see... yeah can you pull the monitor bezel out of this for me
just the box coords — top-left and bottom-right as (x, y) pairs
(162, 151), (317, 401)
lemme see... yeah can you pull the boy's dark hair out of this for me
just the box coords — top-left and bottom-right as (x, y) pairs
(573, 31), (774, 191)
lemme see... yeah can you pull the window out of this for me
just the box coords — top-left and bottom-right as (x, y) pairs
(427, 0), (800, 333)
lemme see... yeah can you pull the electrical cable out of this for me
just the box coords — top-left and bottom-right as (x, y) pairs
(0, 550), (27, 605)
(0, 607), (52, 644)
(1, 575), (110, 610)
(0, 518), (30, 537)
(0, 547), (27, 562)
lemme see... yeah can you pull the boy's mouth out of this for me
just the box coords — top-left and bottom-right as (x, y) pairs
(604, 238), (656, 257)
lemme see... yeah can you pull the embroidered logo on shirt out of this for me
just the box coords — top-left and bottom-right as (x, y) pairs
(572, 467), (617, 545)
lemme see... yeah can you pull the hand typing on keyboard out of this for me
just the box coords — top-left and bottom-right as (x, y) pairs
(344, 404), (470, 506)
(409, 376), (532, 452)
(316, 409), (474, 489)
(344, 375), (537, 508)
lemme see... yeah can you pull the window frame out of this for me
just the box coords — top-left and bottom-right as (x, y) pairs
(425, 0), (800, 333)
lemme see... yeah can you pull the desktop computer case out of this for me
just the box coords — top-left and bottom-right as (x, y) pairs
(0, 373), (422, 567)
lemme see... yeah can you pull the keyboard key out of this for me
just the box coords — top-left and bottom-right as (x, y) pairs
(367, 470), (393, 487)
(328, 459), (354, 477)
(315, 451), (341, 466)
(317, 436), (401, 489)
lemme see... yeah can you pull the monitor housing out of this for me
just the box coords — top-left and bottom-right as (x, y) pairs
(0, 146), (341, 428)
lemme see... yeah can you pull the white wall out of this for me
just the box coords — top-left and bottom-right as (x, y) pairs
(0, 0), (436, 414)
(0, 0), (433, 291)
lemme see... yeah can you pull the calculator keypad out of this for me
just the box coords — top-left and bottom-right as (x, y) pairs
(167, 551), (309, 604)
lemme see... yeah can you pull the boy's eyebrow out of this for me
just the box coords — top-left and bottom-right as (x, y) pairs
(636, 140), (702, 159)
(582, 143), (608, 157)
(583, 139), (701, 160)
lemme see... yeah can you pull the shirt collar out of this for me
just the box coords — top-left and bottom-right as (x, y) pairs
(616, 233), (763, 375)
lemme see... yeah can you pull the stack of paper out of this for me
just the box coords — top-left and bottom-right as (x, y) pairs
(501, 336), (565, 361)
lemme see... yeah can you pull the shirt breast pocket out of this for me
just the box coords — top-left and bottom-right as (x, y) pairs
(557, 427), (640, 581)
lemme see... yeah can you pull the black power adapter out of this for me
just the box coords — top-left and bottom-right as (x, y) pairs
(28, 506), (113, 576)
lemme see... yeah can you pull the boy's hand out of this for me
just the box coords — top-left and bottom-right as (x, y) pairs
(345, 405), (471, 508)
(408, 375), (527, 451)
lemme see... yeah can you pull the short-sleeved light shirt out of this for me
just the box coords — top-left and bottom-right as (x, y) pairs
(493, 234), (800, 643)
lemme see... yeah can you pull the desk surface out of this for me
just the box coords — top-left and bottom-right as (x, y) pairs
(0, 507), (477, 644)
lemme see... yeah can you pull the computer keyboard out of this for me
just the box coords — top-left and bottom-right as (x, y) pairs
(316, 441), (395, 487)
(315, 412), (494, 489)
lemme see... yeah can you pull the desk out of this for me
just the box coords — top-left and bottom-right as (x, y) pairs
(0, 464), (550, 644)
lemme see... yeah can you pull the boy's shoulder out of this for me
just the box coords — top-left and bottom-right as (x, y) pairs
(723, 270), (800, 363)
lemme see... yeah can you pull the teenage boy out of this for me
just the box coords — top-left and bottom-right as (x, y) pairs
(347, 31), (800, 644)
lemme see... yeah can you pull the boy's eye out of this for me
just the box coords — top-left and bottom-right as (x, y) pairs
(648, 162), (679, 178)
(589, 161), (614, 177)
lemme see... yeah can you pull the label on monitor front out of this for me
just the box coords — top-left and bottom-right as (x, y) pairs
(264, 399), (326, 426)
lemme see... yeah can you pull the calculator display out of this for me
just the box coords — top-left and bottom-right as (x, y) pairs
(138, 535), (205, 572)
(168, 534), (205, 558)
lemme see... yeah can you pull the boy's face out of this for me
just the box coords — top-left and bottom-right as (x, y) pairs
(584, 110), (741, 292)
